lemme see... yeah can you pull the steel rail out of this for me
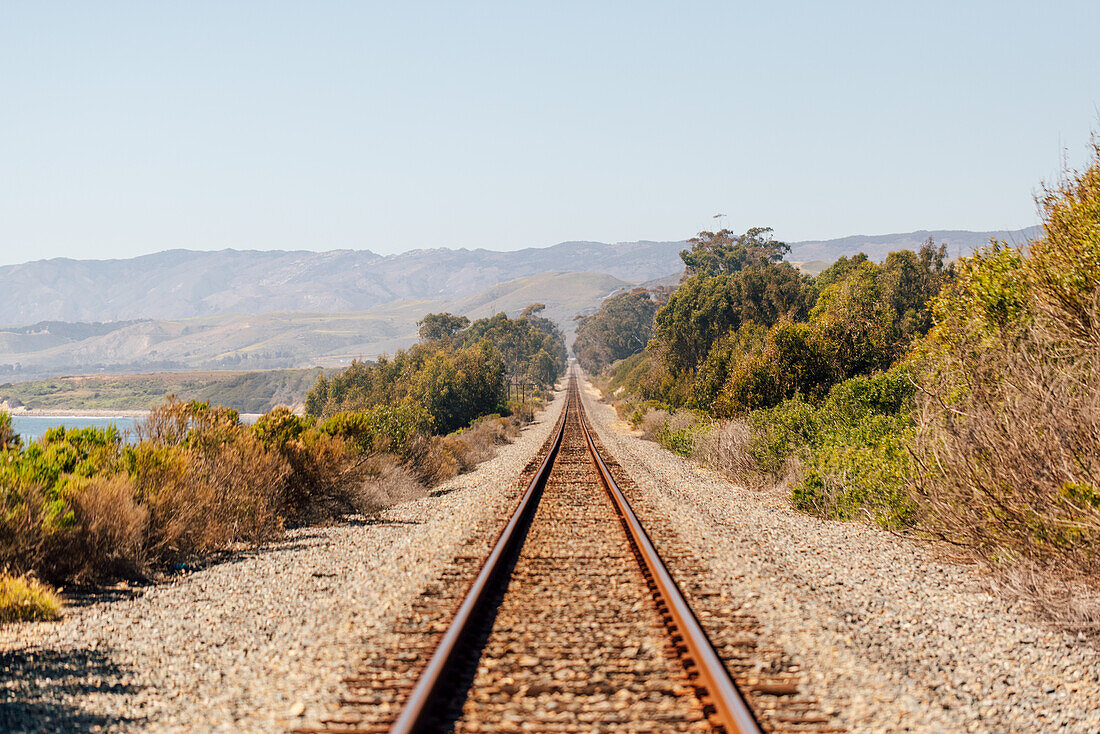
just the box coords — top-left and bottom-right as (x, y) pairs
(576, 389), (763, 734)
(389, 376), (761, 732)
(388, 395), (569, 734)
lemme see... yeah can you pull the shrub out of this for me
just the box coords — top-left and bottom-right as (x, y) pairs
(790, 411), (916, 527)
(740, 369), (917, 526)
(0, 411), (19, 450)
(320, 403), (433, 455)
(1027, 139), (1100, 347)
(747, 396), (821, 476)
(135, 398), (240, 449)
(128, 403), (289, 560)
(50, 475), (148, 582)
(403, 434), (461, 486)
(250, 406), (313, 450)
(404, 414), (521, 482)
(0, 425), (139, 583)
(638, 408), (670, 441)
(655, 411), (706, 457)
(453, 415), (518, 464)
(914, 324), (1100, 588)
(0, 574), (62, 623)
(271, 430), (371, 524)
(355, 455), (426, 514)
(6, 425), (123, 490)
(507, 400), (538, 424)
(910, 141), (1100, 630)
(693, 419), (759, 483)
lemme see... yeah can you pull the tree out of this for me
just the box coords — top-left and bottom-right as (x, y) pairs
(457, 307), (566, 390)
(653, 263), (810, 374)
(811, 260), (898, 378)
(809, 253), (869, 301)
(417, 313), (470, 342)
(573, 289), (657, 373)
(653, 275), (741, 373)
(680, 226), (789, 277)
(878, 239), (950, 340)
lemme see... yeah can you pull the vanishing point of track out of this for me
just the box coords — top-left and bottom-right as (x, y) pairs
(298, 373), (837, 733)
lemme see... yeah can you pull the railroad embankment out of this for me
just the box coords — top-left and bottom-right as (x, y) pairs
(0, 388), (568, 733)
(579, 378), (1100, 732)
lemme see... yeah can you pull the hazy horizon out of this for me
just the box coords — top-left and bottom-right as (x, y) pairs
(0, 224), (1044, 269)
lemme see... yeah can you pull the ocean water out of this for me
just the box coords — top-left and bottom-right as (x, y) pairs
(11, 415), (140, 443)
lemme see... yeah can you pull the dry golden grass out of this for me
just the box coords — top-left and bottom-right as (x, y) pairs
(0, 574), (62, 623)
(692, 419), (758, 482)
(356, 455), (427, 514)
(638, 408), (670, 440)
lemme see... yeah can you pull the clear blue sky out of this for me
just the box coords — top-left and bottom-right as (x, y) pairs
(2, 1), (1097, 265)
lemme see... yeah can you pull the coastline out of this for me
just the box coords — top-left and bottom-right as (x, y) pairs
(5, 408), (264, 420)
(6, 408), (151, 418)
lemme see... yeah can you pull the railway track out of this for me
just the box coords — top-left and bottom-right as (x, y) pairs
(298, 374), (837, 733)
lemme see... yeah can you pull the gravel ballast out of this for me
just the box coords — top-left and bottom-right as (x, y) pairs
(0, 386), (568, 733)
(579, 378), (1100, 733)
(6, 373), (1099, 733)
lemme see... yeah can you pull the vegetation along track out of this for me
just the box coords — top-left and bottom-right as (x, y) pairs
(297, 373), (837, 733)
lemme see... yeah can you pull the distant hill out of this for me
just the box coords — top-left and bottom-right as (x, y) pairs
(0, 369), (322, 414)
(0, 272), (630, 381)
(0, 227), (1042, 381)
(786, 226), (1041, 263)
(0, 241), (684, 326)
(445, 271), (629, 338)
(0, 229), (1040, 327)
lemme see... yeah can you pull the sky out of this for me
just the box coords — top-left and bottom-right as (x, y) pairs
(1, 1), (1098, 266)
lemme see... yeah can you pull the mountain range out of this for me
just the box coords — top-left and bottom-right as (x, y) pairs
(0, 272), (629, 381)
(0, 227), (1039, 327)
(786, 226), (1041, 265)
(0, 241), (682, 326)
(0, 227), (1039, 381)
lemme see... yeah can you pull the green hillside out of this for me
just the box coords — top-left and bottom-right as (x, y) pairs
(0, 272), (632, 383)
(0, 368), (322, 413)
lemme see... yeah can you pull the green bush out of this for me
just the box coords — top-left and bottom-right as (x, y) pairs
(0, 574), (62, 622)
(250, 406), (314, 450)
(655, 412), (708, 457)
(320, 403), (433, 455)
(790, 411), (916, 527)
(747, 396), (821, 475)
(746, 369), (917, 527)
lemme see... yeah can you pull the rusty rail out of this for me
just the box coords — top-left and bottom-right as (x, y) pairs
(388, 375), (762, 733)
(387, 392), (568, 733)
(577, 389), (762, 734)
